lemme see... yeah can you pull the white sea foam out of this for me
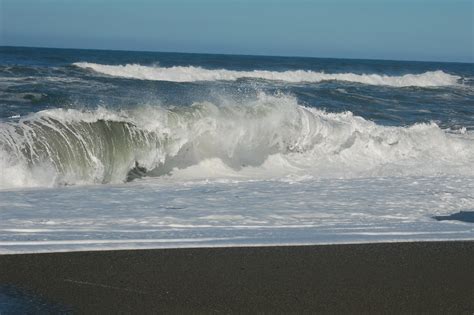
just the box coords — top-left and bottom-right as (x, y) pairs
(1, 93), (473, 189)
(1, 175), (473, 253)
(73, 62), (461, 87)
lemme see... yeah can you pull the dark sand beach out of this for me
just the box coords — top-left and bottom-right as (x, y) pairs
(0, 241), (473, 313)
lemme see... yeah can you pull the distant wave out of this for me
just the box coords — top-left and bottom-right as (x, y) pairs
(1, 93), (473, 189)
(73, 62), (461, 87)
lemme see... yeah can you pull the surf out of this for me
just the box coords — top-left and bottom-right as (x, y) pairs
(73, 62), (461, 87)
(1, 93), (473, 189)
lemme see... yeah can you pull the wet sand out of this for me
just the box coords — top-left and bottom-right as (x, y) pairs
(0, 241), (473, 313)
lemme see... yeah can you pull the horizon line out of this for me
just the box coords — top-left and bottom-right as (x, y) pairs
(1, 44), (472, 65)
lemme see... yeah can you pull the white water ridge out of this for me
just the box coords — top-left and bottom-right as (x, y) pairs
(73, 62), (461, 87)
(1, 93), (473, 189)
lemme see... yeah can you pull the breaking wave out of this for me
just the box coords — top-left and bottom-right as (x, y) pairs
(73, 62), (461, 87)
(1, 93), (473, 189)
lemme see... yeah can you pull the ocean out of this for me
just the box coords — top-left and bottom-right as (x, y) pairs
(0, 46), (473, 253)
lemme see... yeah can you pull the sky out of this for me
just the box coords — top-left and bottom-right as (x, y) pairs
(1, 0), (472, 62)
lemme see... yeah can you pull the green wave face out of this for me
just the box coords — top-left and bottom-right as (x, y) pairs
(1, 93), (474, 189)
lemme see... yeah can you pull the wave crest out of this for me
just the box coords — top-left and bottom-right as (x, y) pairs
(1, 93), (473, 189)
(73, 62), (461, 87)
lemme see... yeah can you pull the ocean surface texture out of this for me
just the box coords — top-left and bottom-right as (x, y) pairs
(0, 47), (473, 253)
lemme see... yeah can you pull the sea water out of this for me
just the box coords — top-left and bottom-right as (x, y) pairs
(0, 46), (473, 253)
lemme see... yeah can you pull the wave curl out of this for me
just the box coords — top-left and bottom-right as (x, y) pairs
(1, 93), (473, 189)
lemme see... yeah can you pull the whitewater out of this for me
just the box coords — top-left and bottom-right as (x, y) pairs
(74, 62), (461, 87)
(1, 93), (474, 189)
(0, 47), (473, 253)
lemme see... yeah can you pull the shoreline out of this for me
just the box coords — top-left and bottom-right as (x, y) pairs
(2, 237), (474, 256)
(1, 241), (473, 313)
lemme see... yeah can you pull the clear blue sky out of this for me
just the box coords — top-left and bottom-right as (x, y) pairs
(1, 0), (472, 62)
